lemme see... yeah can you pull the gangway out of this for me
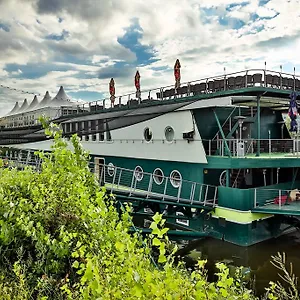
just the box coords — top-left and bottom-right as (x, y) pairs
(97, 163), (218, 208)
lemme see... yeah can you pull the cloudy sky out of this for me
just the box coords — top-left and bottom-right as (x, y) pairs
(0, 0), (299, 115)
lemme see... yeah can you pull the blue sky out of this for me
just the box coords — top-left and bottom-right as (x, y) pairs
(0, 0), (300, 115)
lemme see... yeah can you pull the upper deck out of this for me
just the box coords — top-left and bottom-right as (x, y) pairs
(61, 68), (299, 117)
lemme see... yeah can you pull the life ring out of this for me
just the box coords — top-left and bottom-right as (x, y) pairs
(219, 170), (226, 186)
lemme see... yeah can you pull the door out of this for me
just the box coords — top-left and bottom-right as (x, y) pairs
(94, 157), (105, 186)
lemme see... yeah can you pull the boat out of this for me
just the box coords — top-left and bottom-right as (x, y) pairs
(1, 64), (300, 246)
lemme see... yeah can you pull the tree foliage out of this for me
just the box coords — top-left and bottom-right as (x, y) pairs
(0, 123), (297, 299)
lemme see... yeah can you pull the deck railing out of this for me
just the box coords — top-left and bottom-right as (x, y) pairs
(0, 153), (218, 207)
(92, 162), (218, 207)
(203, 138), (300, 157)
(66, 68), (300, 115)
(254, 188), (299, 209)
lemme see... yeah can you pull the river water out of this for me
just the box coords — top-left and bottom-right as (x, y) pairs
(179, 230), (300, 295)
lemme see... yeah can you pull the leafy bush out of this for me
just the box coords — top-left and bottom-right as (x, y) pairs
(0, 123), (297, 299)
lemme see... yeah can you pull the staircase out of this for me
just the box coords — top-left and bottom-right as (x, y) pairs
(231, 169), (245, 188)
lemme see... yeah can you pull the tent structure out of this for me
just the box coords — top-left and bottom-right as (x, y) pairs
(37, 91), (52, 108)
(7, 101), (20, 115)
(51, 86), (71, 106)
(18, 99), (29, 113)
(27, 95), (39, 111)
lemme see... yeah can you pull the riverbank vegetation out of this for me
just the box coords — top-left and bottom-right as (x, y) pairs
(0, 123), (298, 299)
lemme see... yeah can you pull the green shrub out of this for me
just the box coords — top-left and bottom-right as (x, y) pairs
(0, 123), (297, 299)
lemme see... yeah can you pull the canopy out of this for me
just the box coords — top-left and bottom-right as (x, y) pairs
(7, 101), (20, 115)
(18, 99), (29, 113)
(27, 95), (39, 111)
(37, 91), (52, 108)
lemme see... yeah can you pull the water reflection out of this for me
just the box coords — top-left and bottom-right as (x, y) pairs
(180, 231), (300, 295)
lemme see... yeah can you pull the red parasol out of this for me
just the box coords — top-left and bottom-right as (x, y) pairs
(109, 78), (115, 106)
(174, 59), (181, 92)
(135, 70), (141, 100)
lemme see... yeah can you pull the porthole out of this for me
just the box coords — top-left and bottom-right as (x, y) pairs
(144, 127), (152, 142)
(170, 170), (182, 188)
(134, 166), (144, 181)
(107, 162), (115, 176)
(165, 126), (174, 142)
(153, 168), (164, 185)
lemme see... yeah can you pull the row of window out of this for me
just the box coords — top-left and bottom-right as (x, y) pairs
(107, 163), (182, 188)
(64, 122), (175, 143)
(143, 126), (175, 142)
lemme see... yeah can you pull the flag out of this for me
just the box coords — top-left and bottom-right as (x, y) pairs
(135, 71), (141, 100)
(174, 59), (181, 92)
(109, 78), (115, 107)
(288, 91), (298, 132)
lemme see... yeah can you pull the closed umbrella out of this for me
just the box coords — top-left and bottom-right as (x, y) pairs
(288, 91), (298, 132)
(174, 59), (181, 93)
(135, 71), (141, 102)
(109, 78), (115, 107)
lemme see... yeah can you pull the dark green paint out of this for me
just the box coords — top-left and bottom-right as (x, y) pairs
(213, 110), (231, 156)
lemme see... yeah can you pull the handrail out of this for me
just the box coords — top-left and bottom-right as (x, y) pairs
(4, 67), (300, 128)
(75, 68), (300, 110)
(254, 188), (300, 210)
(212, 106), (237, 142)
(203, 138), (300, 157)
(0, 154), (218, 207)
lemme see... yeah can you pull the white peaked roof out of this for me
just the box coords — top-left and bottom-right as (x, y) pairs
(7, 101), (20, 115)
(27, 95), (39, 111)
(19, 99), (29, 112)
(37, 91), (52, 108)
(51, 86), (71, 105)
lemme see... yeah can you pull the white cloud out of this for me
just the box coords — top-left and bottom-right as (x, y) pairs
(0, 0), (300, 113)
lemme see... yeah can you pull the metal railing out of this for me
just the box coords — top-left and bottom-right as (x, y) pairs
(64, 68), (300, 115)
(92, 163), (218, 207)
(0, 152), (218, 207)
(1, 153), (42, 171)
(203, 138), (300, 157)
(254, 188), (300, 209)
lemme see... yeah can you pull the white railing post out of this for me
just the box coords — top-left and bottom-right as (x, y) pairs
(177, 183), (182, 202)
(204, 185), (209, 206)
(146, 175), (153, 198)
(209, 140), (211, 156)
(111, 167), (117, 193)
(254, 188), (257, 208)
(199, 185), (203, 203)
(162, 177), (168, 200)
(129, 172), (135, 196)
(190, 182), (196, 204)
(213, 186), (217, 207)
(279, 189), (282, 209)
(117, 169), (122, 189)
